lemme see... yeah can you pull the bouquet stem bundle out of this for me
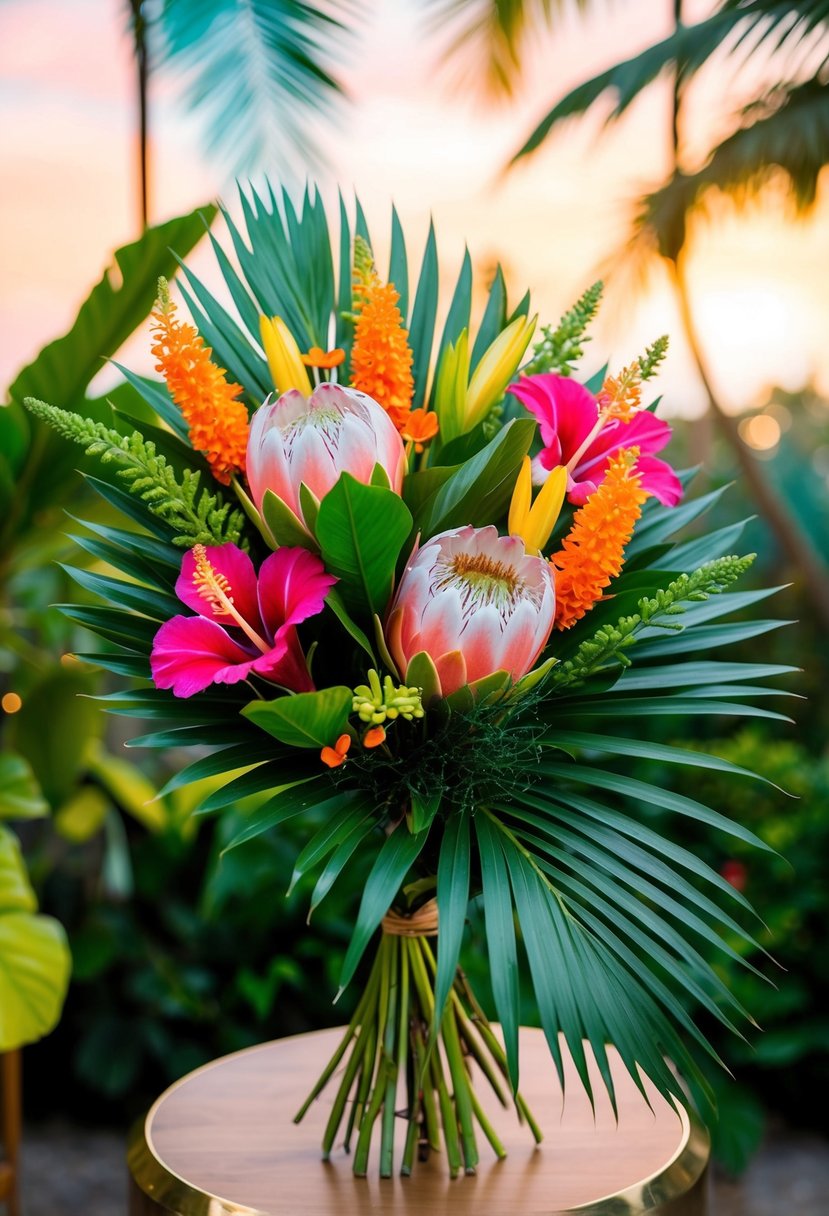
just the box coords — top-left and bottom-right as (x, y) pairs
(295, 907), (541, 1178)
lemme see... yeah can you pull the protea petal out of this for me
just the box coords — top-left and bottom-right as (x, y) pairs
(246, 382), (406, 530)
(386, 525), (556, 698)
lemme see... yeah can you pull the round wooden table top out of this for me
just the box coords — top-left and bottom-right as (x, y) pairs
(128, 1026), (709, 1216)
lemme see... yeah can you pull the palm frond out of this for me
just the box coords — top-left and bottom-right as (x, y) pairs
(426, 0), (584, 96)
(159, 0), (357, 177)
(512, 0), (829, 161)
(634, 77), (829, 260)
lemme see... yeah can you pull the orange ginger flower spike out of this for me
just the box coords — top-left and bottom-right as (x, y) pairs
(150, 280), (249, 485)
(350, 237), (414, 433)
(599, 360), (642, 422)
(551, 448), (649, 630)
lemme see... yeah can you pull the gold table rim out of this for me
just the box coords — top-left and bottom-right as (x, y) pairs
(128, 1032), (711, 1216)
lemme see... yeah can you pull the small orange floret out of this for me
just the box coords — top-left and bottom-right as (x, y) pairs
(351, 268), (415, 433)
(151, 297), (249, 485)
(320, 733), (352, 768)
(302, 346), (346, 370)
(401, 408), (439, 453)
(599, 361), (642, 422)
(362, 725), (386, 749)
(551, 448), (648, 630)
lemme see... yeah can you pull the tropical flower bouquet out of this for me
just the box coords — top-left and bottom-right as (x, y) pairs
(25, 185), (787, 1180)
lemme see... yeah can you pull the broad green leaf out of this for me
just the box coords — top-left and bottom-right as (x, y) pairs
(7, 206), (216, 412)
(0, 755), (49, 821)
(419, 418), (535, 536)
(243, 687), (353, 750)
(10, 668), (100, 809)
(261, 489), (316, 550)
(0, 911), (71, 1051)
(4, 206), (216, 534)
(325, 590), (376, 662)
(54, 787), (110, 843)
(338, 822), (429, 995)
(474, 811), (520, 1087)
(316, 474), (413, 618)
(0, 827), (71, 1051)
(0, 828), (36, 913)
(86, 746), (166, 833)
(433, 809), (470, 1030)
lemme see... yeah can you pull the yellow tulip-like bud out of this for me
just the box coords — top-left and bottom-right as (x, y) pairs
(465, 314), (537, 431)
(508, 459), (567, 553)
(433, 329), (470, 444)
(259, 315), (312, 396)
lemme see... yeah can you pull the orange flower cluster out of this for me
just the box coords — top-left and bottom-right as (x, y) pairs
(600, 361), (642, 421)
(551, 449), (648, 630)
(351, 262), (416, 434)
(151, 295), (249, 485)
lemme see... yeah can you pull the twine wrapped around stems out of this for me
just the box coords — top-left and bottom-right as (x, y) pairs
(381, 898), (439, 937)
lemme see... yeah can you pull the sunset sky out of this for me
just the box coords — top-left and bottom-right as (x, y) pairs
(2, 0), (829, 418)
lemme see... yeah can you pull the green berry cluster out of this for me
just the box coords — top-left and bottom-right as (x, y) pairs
(353, 670), (424, 725)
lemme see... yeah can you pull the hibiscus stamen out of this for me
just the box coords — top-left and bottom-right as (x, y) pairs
(191, 545), (271, 653)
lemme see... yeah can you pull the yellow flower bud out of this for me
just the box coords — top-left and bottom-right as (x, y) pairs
(259, 315), (312, 396)
(465, 315), (537, 431)
(508, 459), (567, 554)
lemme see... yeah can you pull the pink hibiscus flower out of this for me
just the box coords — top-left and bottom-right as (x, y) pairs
(151, 543), (336, 698)
(509, 373), (682, 507)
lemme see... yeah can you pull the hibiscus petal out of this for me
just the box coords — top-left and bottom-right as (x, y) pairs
(633, 454), (684, 506)
(175, 544), (261, 627)
(257, 547), (337, 638)
(510, 373), (597, 461)
(253, 625), (315, 692)
(150, 615), (257, 698)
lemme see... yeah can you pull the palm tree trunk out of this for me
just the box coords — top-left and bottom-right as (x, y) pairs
(668, 0), (829, 628)
(673, 255), (829, 627)
(129, 0), (150, 229)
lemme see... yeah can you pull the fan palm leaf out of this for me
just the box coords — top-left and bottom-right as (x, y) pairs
(159, 0), (357, 176)
(512, 0), (829, 161)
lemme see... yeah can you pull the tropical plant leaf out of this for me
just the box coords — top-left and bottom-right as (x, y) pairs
(0, 756), (49, 821)
(316, 475), (413, 618)
(243, 687), (353, 749)
(433, 808), (470, 1029)
(159, 0), (352, 178)
(337, 822), (429, 995)
(418, 418), (535, 535)
(474, 810), (521, 1087)
(0, 827), (71, 1050)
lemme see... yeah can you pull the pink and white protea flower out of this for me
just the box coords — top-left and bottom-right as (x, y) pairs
(386, 525), (556, 698)
(246, 383), (407, 526)
(150, 543), (336, 697)
(510, 373), (682, 507)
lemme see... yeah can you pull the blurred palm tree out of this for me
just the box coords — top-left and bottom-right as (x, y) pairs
(439, 0), (829, 623)
(125, 0), (355, 227)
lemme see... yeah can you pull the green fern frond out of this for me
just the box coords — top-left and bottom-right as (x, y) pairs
(524, 280), (603, 376)
(553, 554), (755, 689)
(23, 397), (245, 549)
